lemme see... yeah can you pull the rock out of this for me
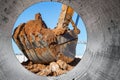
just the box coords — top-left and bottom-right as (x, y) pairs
(57, 60), (67, 70)
(21, 58), (80, 76)
(50, 62), (59, 72)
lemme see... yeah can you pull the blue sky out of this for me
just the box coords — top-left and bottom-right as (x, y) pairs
(12, 2), (87, 56)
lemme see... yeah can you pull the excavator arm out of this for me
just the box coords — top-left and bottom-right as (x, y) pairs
(53, 4), (80, 36)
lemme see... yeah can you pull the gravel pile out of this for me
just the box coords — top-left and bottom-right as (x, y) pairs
(22, 58), (80, 76)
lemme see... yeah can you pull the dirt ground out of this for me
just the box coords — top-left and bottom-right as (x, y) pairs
(22, 57), (81, 76)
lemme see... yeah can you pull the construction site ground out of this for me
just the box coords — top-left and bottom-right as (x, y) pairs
(22, 57), (81, 76)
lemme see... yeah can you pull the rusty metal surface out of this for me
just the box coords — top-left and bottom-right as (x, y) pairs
(13, 25), (78, 64)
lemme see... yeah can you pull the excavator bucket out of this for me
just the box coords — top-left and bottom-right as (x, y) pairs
(12, 5), (79, 64)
